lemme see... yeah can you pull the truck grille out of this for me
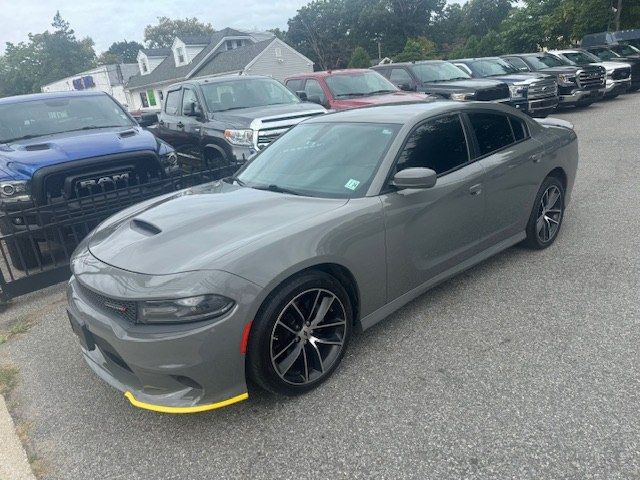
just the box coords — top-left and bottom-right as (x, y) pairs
(611, 67), (631, 80)
(577, 69), (606, 89)
(32, 152), (162, 205)
(475, 84), (510, 101)
(528, 79), (558, 99)
(254, 111), (325, 150)
(76, 281), (138, 324)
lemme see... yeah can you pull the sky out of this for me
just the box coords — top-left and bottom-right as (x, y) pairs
(0, 0), (465, 54)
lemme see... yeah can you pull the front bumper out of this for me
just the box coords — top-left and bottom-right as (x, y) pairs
(508, 96), (558, 116)
(604, 78), (631, 96)
(558, 87), (605, 105)
(67, 248), (263, 412)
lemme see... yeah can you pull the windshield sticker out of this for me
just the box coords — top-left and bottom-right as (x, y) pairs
(382, 129), (393, 135)
(345, 179), (360, 191)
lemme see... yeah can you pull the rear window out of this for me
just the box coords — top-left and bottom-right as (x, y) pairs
(468, 112), (515, 156)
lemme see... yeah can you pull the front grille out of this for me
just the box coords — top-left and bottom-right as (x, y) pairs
(77, 281), (138, 323)
(254, 111), (325, 150)
(475, 85), (510, 101)
(528, 79), (558, 99)
(33, 152), (162, 205)
(577, 69), (606, 89)
(611, 67), (631, 80)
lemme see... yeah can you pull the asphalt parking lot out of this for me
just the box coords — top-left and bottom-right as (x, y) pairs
(2, 93), (640, 479)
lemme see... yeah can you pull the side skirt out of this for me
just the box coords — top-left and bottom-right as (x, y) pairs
(359, 231), (526, 331)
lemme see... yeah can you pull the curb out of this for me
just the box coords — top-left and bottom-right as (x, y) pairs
(0, 394), (35, 480)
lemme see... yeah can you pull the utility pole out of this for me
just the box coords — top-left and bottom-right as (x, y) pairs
(614, 0), (623, 30)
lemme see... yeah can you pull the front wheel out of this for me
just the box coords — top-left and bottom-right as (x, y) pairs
(247, 271), (352, 396)
(523, 176), (565, 250)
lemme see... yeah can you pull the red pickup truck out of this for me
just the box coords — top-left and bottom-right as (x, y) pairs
(284, 69), (427, 110)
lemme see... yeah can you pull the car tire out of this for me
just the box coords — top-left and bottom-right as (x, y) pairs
(523, 176), (565, 250)
(247, 270), (353, 396)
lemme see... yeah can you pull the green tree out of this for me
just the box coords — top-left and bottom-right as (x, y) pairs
(267, 28), (287, 40)
(98, 40), (144, 64)
(0, 12), (96, 96)
(348, 46), (372, 67)
(394, 37), (438, 62)
(144, 17), (214, 48)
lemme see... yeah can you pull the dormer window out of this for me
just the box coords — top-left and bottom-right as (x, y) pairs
(226, 40), (244, 50)
(177, 47), (185, 64)
(141, 62), (148, 73)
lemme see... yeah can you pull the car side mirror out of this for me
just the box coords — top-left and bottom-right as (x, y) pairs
(391, 168), (437, 189)
(399, 83), (415, 92)
(296, 91), (308, 101)
(518, 67), (529, 72)
(184, 102), (202, 117)
(306, 94), (327, 107)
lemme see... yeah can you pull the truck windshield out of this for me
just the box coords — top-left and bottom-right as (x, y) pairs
(609, 44), (640, 56)
(523, 55), (567, 69)
(325, 72), (398, 98)
(411, 62), (471, 82)
(563, 51), (599, 65)
(467, 59), (519, 77)
(236, 122), (400, 198)
(199, 78), (300, 112)
(0, 95), (134, 143)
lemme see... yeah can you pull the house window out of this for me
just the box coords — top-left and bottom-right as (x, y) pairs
(177, 47), (185, 64)
(275, 47), (282, 58)
(226, 40), (234, 50)
(140, 92), (149, 108)
(157, 90), (164, 102)
(141, 61), (148, 74)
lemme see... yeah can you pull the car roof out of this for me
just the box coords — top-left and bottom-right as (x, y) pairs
(303, 100), (517, 126)
(372, 60), (449, 67)
(0, 90), (106, 105)
(168, 75), (275, 89)
(286, 69), (375, 80)
(453, 57), (502, 63)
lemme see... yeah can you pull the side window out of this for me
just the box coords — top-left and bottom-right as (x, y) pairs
(304, 79), (327, 105)
(375, 68), (390, 79)
(396, 115), (469, 175)
(389, 68), (412, 86)
(164, 89), (181, 115)
(509, 115), (529, 142)
(286, 79), (304, 92)
(504, 57), (529, 71)
(468, 112), (515, 156)
(453, 63), (473, 76)
(181, 88), (201, 115)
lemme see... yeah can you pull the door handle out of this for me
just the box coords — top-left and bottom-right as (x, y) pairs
(176, 122), (185, 129)
(530, 153), (542, 163)
(469, 183), (482, 196)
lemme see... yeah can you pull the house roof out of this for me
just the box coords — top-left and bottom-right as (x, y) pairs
(140, 48), (171, 57)
(178, 35), (213, 45)
(127, 29), (275, 89)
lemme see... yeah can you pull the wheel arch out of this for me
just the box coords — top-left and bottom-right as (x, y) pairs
(546, 166), (567, 190)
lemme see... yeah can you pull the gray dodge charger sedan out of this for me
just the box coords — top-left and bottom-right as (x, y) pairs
(67, 101), (578, 413)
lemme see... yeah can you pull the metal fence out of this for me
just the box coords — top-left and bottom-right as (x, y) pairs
(0, 158), (238, 305)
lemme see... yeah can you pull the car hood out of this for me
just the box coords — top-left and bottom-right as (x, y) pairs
(87, 181), (348, 275)
(421, 78), (506, 92)
(480, 73), (552, 84)
(208, 102), (326, 128)
(332, 91), (426, 108)
(0, 127), (160, 180)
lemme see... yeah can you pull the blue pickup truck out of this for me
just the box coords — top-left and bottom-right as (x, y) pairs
(0, 91), (177, 269)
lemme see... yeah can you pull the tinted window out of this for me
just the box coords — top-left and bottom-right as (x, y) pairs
(389, 68), (413, 85)
(304, 79), (327, 105)
(286, 79), (304, 92)
(165, 90), (181, 115)
(468, 112), (515, 156)
(396, 115), (469, 175)
(181, 88), (200, 114)
(509, 116), (529, 142)
(504, 57), (529, 71)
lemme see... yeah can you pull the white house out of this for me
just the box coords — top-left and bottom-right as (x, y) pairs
(126, 27), (314, 112)
(41, 63), (139, 107)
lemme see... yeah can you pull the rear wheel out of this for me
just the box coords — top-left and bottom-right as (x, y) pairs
(523, 176), (565, 250)
(247, 271), (352, 396)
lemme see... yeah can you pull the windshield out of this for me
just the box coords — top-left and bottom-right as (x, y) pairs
(523, 54), (567, 69)
(236, 122), (400, 198)
(589, 48), (619, 60)
(325, 71), (398, 98)
(466, 59), (519, 77)
(0, 95), (134, 143)
(610, 44), (640, 56)
(200, 78), (300, 112)
(563, 51), (598, 65)
(411, 62), (470, 82)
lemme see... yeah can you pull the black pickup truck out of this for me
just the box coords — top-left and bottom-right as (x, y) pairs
(153, 75), (326, 173)
(451, 57), (558, 117)
(501, 53), (606, 108)
(371, 60), (510, 102)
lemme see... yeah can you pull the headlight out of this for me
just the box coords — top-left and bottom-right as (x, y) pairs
(450, 92), (475, 101)
(224, 129), (254, 146)
(0, 180), (30, 201)
(558, 74), (577, 85)
(160, 151), (178, 167)
(138, 294), (235, 324)
(509, 84), (528, 99)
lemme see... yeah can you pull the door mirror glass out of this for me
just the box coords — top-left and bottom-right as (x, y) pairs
(392, 168), (437, 189)
(296, 90), (308, 101)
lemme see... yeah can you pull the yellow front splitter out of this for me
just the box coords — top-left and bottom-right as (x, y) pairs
(124, 391), (248, 414)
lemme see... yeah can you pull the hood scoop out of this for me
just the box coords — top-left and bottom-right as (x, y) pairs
(130, 218), (162, 236)
(25, 143), (51, 151)
(118, 129), (137, 139)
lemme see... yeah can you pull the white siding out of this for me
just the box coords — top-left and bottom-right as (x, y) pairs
(243, 40), (313, 82)
(147, 56), (165, 72)
(186, 45), (205, 61)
